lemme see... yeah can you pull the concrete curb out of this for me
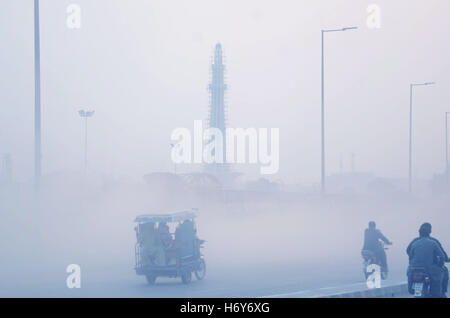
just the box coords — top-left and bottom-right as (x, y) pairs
(324, 283), (408, 298)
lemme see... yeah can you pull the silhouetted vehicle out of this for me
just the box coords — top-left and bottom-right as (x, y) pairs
(134, 209), (206, 285)
(409, 267), (431, 298)
(362, 241), (389, 280)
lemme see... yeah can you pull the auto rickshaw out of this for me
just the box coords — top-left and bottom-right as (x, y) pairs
(134, 208), (206, 284)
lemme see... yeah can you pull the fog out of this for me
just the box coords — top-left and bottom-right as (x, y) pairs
(1, 0), (450, 297)
(1, 176), (449, 296)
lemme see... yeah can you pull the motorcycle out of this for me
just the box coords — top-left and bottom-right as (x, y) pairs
(409, 267), (431, 298)
(409, 258), (450, 298)
(362, 241), (390, 280)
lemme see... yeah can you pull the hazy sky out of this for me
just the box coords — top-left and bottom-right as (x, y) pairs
(1, 0), (450, 184)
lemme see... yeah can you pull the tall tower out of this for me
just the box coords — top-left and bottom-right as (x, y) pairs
(205, 43), (230, 174)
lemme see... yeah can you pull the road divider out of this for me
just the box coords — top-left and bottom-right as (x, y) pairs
(323, 283), (408, 298)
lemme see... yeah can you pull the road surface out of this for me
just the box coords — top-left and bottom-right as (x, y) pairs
(0, 261), (409, 298)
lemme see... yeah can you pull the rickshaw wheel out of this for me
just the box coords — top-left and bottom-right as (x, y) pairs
(195, 259), (206, 280)
(146, 274), (157, 285)
(181, 271), (192, 284)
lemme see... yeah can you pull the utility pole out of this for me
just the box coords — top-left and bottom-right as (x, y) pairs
(321, 26), (358, 195)
(78, 110), (95, 172)
(446, 112), (450, 184)
(170, 143), (177, 174)
(34, 0), (41, 190)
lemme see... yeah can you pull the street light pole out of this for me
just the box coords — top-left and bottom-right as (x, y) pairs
(34, 0), (41, 190)
(408, 84), (413, 193)
(170, 143), (177, 174)
(321, 26), (357, 195)
(78, 110), (95, 173)
(408, 82), (435, 193)
(321, 30), (324, 194)
(446, 111), (450, 184)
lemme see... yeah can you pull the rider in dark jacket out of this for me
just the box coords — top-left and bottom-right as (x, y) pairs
(407, 224), (449, 297)
(431, 238), (449, 296)
(406, 223), (446, 297)
(362, 221), (392, 274)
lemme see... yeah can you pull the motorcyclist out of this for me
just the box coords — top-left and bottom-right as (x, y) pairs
(407, 222), (449, 297)
(432, 239), (449, 297)
(406, 222), (446, 297)
(362, 221), (392, 275)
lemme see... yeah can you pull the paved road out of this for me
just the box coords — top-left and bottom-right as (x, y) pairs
(0, 261), (408, 298)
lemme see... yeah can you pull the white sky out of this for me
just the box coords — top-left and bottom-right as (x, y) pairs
(1, 0), (450, 184)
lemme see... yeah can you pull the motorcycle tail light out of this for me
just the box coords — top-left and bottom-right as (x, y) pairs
(413, 273), (424, 281)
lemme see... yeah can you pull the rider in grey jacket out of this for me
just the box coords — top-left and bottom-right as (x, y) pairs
(406, 223), (446, 297)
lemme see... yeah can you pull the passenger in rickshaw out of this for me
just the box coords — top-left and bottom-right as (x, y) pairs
(175, 220), (196, 258)
(158, 221), (172, 248)
(137, 222), (165, 266)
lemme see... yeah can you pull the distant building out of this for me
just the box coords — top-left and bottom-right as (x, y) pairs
(327, 171), (374, 194)
(430, 172), (450, 196)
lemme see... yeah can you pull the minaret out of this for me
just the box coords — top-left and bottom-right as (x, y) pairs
(206, 43), (229, 174)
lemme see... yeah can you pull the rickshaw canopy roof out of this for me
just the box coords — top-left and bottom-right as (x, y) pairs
(135, 208), (198, 224)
